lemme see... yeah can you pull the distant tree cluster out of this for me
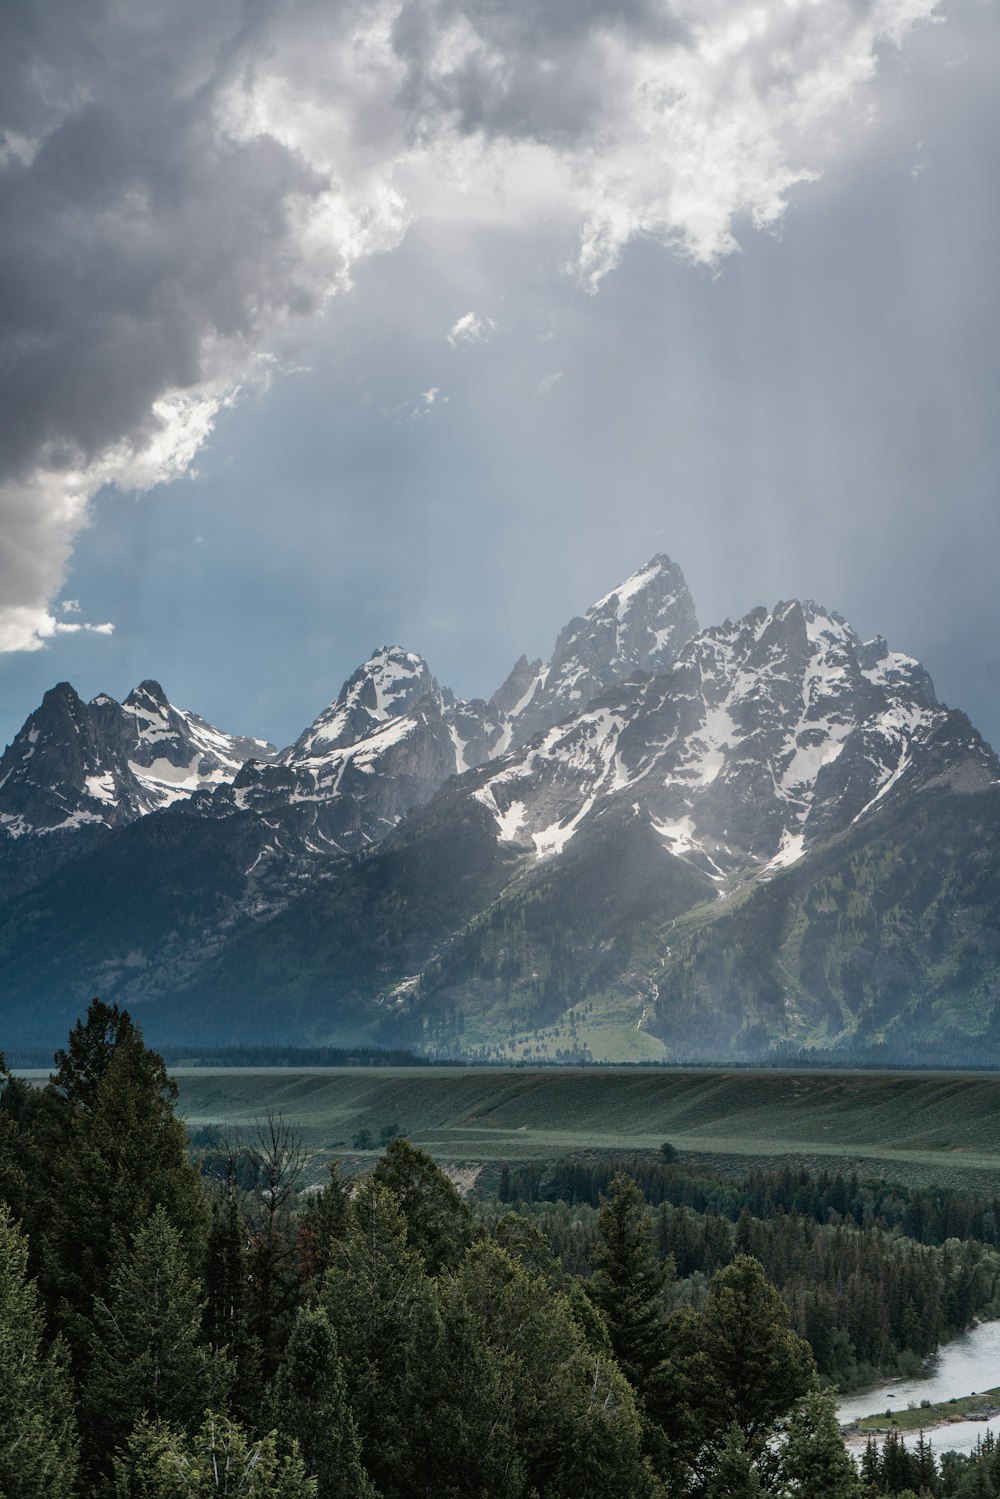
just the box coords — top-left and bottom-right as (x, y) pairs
(494, 1155), (1000, 1391)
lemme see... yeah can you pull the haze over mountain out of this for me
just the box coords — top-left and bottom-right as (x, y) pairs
(1, 553), (998, 1063)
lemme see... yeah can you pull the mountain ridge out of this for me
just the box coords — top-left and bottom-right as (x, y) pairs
(0, 552), (997, 1062)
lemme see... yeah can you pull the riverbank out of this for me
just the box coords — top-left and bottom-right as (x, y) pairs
(845, 1385), (1000, 1438)
(837, 1320), (1000, 1457)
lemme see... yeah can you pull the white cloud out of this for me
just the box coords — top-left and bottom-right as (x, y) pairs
(538, 371), (564, 397)
(447, 311), (497, 347)
(0, 0), (941, 649)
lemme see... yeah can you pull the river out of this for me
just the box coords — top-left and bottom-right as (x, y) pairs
(838, 1320), (1000, 1457)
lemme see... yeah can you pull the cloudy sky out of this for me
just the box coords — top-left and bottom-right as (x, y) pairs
(1, 0), (998, 754)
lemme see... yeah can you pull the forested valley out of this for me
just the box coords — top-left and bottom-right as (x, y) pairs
(3, 1002), (1000, 1498)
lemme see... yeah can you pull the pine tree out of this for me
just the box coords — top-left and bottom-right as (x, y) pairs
(779, 1390), (862, 1498)
(28, 1003), (207, 1359)
(705, 1425), (763, 1498)
(426, 1240), (655, 1499)
(695, 1255), (815, 1454)
(269, 1306), (375, 1499)
(860, 1435), (881, 1491)
(51, 998), (143, 1110)
(86, 1206), (230, 1481)
(0, 1207), (78, 1498)
(588, 1172), (670, 1392)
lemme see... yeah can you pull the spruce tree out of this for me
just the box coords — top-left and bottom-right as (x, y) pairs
(0, 1207), (78, 1498)
(588, 1171), (670, 1392)
(779, 1390), (862, 1498)
(29, 1003), (207, 1359)
(269, 1306), (375, 1499)
(695, 1255), (815, 1453)
(705, 1425), (763, 1499)
(321, 1177), (439, 1495)
(86, 1206), (230, 1480)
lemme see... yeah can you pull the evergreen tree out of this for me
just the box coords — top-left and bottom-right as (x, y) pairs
(321, 1177), (439, 1494)
(372, 1137), (475, 1275)
(0, 1207), (78, 1498)
(705, 1425), (763, 1498)
(114, 1411), (316, 1497)
(28, 1004), (207, 1359)
(588, 1172), (670, 1392)
(52, 999), (142, 1110)
(202, 1192), (260, 1424)
(0, 1057), (33, 1221)
(860, 1435), (882, 1491)
(436, 1241), (656, 1499)
(695, 1255), (815, 1453)
(913, 1431), (939, 1493)
(296, 1162), (349, 1285)
(779, 1390), (862, 1498)
(86, 1206), (230, 1480)
(269, 1306), (375, 1499)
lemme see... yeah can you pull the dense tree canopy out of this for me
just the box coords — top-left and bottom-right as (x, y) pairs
(3, 1000), (997, 1498)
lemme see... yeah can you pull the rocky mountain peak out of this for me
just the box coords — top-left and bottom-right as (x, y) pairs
(125, 679), (170, 707)
(490, 552), (699, 753)
(289, 646), (439, 761)
(0, 678), (277, 876)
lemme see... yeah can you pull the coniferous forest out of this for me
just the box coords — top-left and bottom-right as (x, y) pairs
(3, 1002), (1000, 1497)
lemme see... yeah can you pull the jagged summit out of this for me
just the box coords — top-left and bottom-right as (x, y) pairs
(0, 679), (278, 888)
(465, 593), (996, 885)
(488, 551), (699, 752)
(289, 646), (438, 760)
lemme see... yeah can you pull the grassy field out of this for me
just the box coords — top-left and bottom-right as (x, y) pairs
(163, 1066), (1000, 1191)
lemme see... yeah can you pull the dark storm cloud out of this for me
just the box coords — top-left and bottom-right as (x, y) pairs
(0, 0), (941, 651)
(0, 0), (340, 644)
(0, 99), (323, 478)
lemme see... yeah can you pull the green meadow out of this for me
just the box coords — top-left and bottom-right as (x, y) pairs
(170, 1066), (1000, 1191)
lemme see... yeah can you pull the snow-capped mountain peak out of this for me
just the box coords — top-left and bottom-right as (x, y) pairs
(488, 551), (699, 753)
(0, 680), (278, 859)
(289, 646), (438, 761)
(463, 595), (999, 887)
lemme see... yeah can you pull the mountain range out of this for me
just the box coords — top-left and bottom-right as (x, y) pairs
(2, 553), (998, 1062)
